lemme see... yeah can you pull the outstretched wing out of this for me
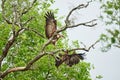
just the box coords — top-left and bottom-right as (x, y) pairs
(55, 53), (85, 67)
(44, 11), (57, 39)
(77, 53), (85, 60)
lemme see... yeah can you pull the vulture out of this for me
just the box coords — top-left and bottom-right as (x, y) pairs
(64, 53), (85, 67)
(44, 11), (62, 45)
(55, 52), (85, 68)
(55, 53), (69, 68)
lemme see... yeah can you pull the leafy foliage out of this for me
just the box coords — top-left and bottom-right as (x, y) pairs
(99, 0), (120, 51)
(0, 0), (93, 80)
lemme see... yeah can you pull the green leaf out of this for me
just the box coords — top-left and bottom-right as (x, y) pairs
(72, 40), (80, 48)
(96, 75), (103, 79)
(111, 37), (116, 43)
(107, 2), (113, 8)
(114, 29), (120, 37)
(105, 10), (113, 15)
(114, 5), (119, 10)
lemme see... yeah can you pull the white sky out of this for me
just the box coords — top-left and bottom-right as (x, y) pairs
(51, 0), (120, 80)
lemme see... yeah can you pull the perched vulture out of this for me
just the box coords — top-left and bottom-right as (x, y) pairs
(55, 52), (85, 68)
(44, 11), (62, 45)
(55, 53), (69, 68)
(64, 53), (85, 67)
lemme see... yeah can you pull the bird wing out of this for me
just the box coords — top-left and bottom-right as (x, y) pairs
(44, 11), (57, 39)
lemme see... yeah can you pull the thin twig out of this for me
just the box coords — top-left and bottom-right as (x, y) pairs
(23, 17), (35, 26)
(65, 1), (92, 25)
(48, 39), (100, 55)
(21, 0), (37, 16)
(68, 19), (97, 28)
(24, 27), (45, 38)
(1, 0), (12, 24)
(57, 19), (97, 33)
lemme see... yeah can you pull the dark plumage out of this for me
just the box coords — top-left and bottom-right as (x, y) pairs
(44, 11), (56, 39)
(55, 52), (85, 67)
(44, 11), (62, 45)
(55, 53), (69, 68)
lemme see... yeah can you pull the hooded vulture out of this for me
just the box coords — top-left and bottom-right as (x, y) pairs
(55, 51), (85, 68)
(44, 11), (62, 45)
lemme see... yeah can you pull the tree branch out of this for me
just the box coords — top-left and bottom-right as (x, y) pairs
(67, 19), (97, 28)
(57, 1), (97, 33)
(0, 67), (27, 78)
(57, 19), (97, 33)
(0, 28), (24, 70)
(23, 17), (35, 26)
(1, 0), (12, 24)
(48, 40), (100, 55)
(68, 40), (100, 52)
(0, 51), (46, 78)
(21, 0), (37, 16)
(1, 36), (53, 77)
(65, 1), (92, 26)
(25, 52), (46, 69)
(24, 27), (45, 38)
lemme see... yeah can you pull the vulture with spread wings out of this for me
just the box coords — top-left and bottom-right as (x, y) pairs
(44, 11), (62, 45)
(55, 51), (85, 68)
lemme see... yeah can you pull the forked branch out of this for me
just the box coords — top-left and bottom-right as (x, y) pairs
(65, 1), (92, 25)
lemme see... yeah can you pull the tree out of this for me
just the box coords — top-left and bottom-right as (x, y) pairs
(0, 0), (98, 79)
(99, 0), (120, 52)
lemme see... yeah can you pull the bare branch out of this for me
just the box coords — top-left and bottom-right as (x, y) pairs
(65, 1), (92, 25)
(67, 19), (97, 28)
(12, 3), (18, 35)
(113, 44), (120, 48)
(12, 3), (18, 25)
(57, 19), (97, 33)
(41, 38), (53, 51)
(23, 17), (35, 26)
(57, 1), (97, 33)
(68, 39), (100, 52)
(25, 52), (46, 69)
(48, 39), (100, 55)
(21, 0), (37, 15)
(0, 67), (27, 78)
